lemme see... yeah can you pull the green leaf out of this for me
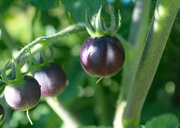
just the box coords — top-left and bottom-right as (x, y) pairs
(145, 113), (179, 128)
(78, 126), (112, 128)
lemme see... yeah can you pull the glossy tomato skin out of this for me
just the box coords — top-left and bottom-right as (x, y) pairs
(34, 63), (67, 97)
(4, 75), (41, 111)
(80, 36), (125, 77)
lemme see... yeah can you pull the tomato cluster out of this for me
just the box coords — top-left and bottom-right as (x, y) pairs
(0, 5), (125, 125)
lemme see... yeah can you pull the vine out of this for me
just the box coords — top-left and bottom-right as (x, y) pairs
(0, 24), (86, 86)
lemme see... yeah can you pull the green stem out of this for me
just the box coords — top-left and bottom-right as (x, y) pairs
(14, 23), (85, 65)
(122, 0), (180, 127)
(46, 97), (80, 128)
(26, 110), (33, 125)
(121, 0), (151, 104)
(0, 23), (86, 86)
(114, 0), (151, 127)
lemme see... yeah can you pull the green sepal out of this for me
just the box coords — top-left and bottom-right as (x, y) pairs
(85, 8), (96, 37)
(106, 5), (116, 35)
(95, 5), (106, 36)
(85, 4), (122, 38)
(113, 10), (122, 35)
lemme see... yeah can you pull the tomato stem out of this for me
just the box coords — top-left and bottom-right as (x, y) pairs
(0, 23), (86, 86)
(121, 0), (180, 127)
(114, 0), (151, 126)
(46, 97), (81, 128)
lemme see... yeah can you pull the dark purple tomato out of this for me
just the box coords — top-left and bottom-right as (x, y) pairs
(80, 36), (125, 77)
(0, 104), (5, 124)
(34, 63), (67, 97)
(4, 75), (41, 111)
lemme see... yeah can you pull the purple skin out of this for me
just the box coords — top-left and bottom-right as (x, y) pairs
(34, 63), (67, 97)
(0, 104), (5, 124)
(80, 36), (125, 78)
(4, 75), (41, 111)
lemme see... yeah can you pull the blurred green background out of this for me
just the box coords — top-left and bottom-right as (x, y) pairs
(0, 0), (180, 128)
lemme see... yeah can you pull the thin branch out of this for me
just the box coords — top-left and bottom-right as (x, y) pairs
(46, 97), (80, 128)
(0, 23), (86, 86)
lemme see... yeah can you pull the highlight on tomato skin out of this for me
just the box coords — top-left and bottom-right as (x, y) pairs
(80, 36), (125, 78)
(4, 75), (41, 111)
(34, 63), (67, 97)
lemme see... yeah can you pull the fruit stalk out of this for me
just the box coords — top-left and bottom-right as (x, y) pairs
(46, 97), (80, 128)
(0, 23), (86, 87)
(122, 0), (180, 127)
(26, 110), (33, 125)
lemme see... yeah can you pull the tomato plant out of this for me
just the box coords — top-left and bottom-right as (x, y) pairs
(0, 0), (180, 128)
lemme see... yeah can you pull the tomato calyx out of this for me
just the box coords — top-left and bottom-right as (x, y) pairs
(1, 47), (34, 86)
(85, 5), (121, 38)
(1, 60), (25, 85)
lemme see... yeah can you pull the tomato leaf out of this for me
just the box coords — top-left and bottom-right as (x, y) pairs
(145, 113), (179, 128)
